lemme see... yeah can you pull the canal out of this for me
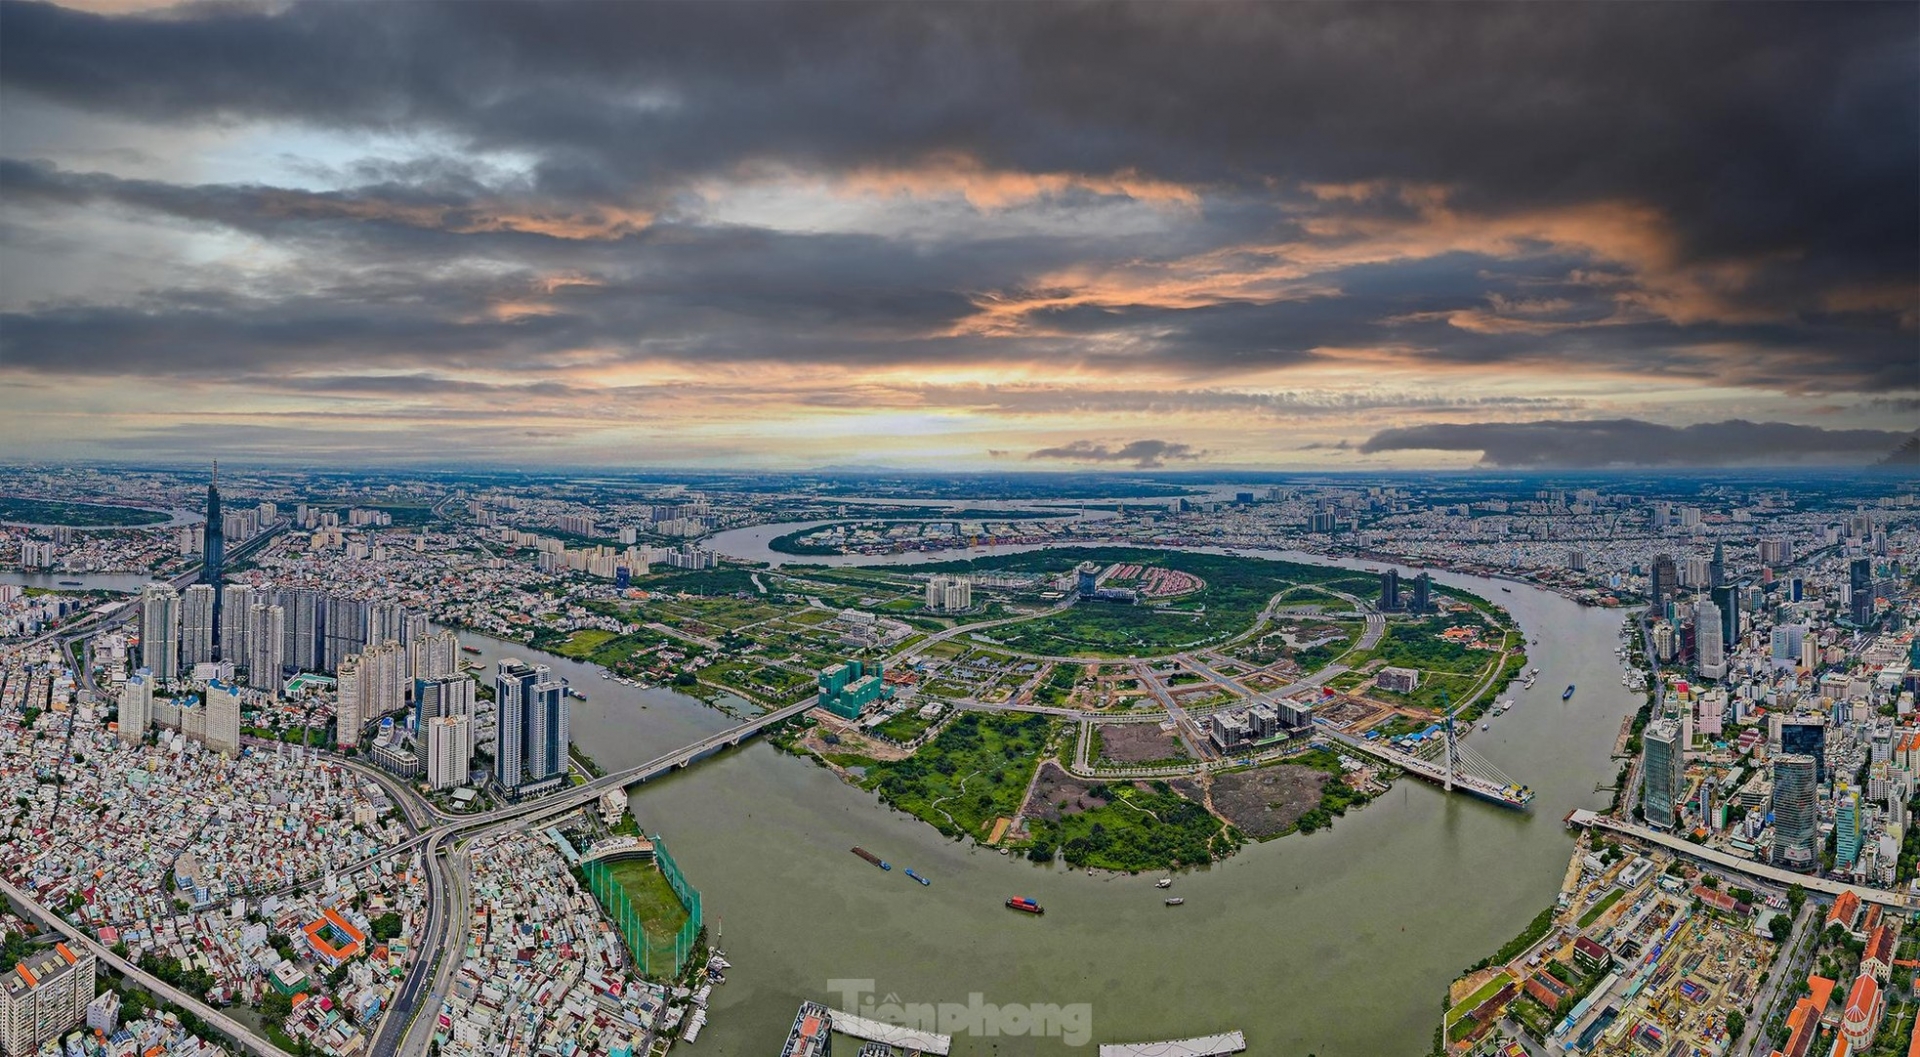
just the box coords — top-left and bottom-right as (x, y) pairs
(458, 532), (1639, 1055)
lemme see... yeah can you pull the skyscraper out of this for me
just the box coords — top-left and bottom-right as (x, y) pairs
(1771, 753), (1819, 870)
(1835, 786), (1864, 871)
(336, 654), (364, 749)
(409, 629), (460, 682)
(118, 669), (153, 746)
(181, 583), (216, 668)
(493, 659), (567, 797)
(203, 463), (226, 660)
(139, 583), (181, 683)
(203, 680), (242, 756)
(323, 597), (369, 673)
(1850, 557), (1875, 625)
(221, 584), (256, 666)
(1650, 554), (1677, 612)
(1711, 583), (1741, 653)
(245, 602), (285, 693)
(1708, 541), (1726, 589)
(369, 602), (408, 647)
(425, 715), (473, 790)
(1641, 717), (1684, 830)
(1411, 571), (1432, 614)
(1778, 717), (1828, 784)
(1379, 568), (1402, 611)
(1694, 599), (1725, 679)
(413, 675), (475, 732)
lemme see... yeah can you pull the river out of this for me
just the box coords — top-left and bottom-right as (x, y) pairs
(462, 528), (1639, 1055)
(0, 570), (158, 592)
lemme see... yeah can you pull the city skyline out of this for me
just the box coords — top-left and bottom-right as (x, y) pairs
(0, 1), (1915, 470)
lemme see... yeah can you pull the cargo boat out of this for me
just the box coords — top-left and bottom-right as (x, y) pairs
(1164, 897), (1184, 906)
(1562, 684), (1576, 700)
(1006, 897), (1043, 915)
(905, 868), (930, 886)
(851, 847), (891, 871)
(460, 646), (481, 655)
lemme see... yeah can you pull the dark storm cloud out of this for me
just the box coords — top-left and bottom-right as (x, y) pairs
(1358, 419), (1912, 468)
(1027, 439), (1206, 468)
(0, 0), (1913, 402)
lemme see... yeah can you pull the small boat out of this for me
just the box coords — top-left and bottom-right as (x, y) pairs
(58, 580), (82, 587)
(708, 954), (731, 971)
(601, 671), (610, 679)
(1500, 587), (1511, 593)
(1155, 878), (1173, 889)
(1562, 685), (1576, 700)
(1006, 897), (1043, 915)
(905, 868), (931, 886)
(1164, 897), (1184, 906)
(460, 645), (481, 655)
(1481, 723), (1490, 731)
(851, 847), (891, 870)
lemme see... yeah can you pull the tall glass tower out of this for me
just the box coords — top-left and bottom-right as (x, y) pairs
(204, 462), (226, 659)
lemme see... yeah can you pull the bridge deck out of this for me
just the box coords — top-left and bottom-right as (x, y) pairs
(1098, 1031), (1247, 1056)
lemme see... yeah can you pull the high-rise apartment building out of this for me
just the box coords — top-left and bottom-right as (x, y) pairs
(0, 943), (97, 1056)
(1835, 786), (1864, 871)
(181, 583), (217, 668)
(336, 654), (364, 749)
(203, 680), (242, 756)
(410, 629), (460, 682)
(323, 597), (369, 673)
(220, 584), (255, 666)
(493, 659), (568, 797)
(1378, 567), (1402, 611)
(425, 714), (473, 790)
(925, 575), (973, 613)
(1771, 753), (1820, 871)
(369, 602), (408, 647)
(413, 675), (475, 732)
(139, 583), (181, 683)
(117, 669), (153, 746)
(362, 641), (408, 721)
(245, 602), (285, 694)
(1641, 717), (1685, 830)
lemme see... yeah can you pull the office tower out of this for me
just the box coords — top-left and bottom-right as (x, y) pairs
(180, 583), (216, 667)
(220, 584), (255, 666)
(0, 943), (97, 1057)
(1650, 554), (1677, 611)
(1411, 572), (1432, 614)
(336, 654), (365, 749)
(410, 629), (460, 682)
(1694, 599), (1725, 679)
(1641, 717), (1684, 830)
(324, 597), (369, 673)
(1772, 624), (1807, 665)
(1709, 541), (1726, 589)
(202, 463), (225, 661)
(1771, 753), (1819, 870)
(1075, 563), (1099, 598)
(1711, 583), (1741, 652)
(1835, 785), (1864, 871)
(202, 680), (242, 756)
(1779, 717), (1829, 784)
(425, 715), (473, 790)
(245, 603), (285, 693)
(1851, 558), (1875, 625)
(139, 583), (181, 683)
(413, 675), (476, 731)
(369, 602), (408, 647)
(1379, 568), (1402, 611)
(118, 669), (153, 746)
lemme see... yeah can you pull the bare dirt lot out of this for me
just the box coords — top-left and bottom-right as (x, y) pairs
(1096, 723), (1189, 764)
(1208, 765), (1329, 839)
(1025, 762), (1110, 822)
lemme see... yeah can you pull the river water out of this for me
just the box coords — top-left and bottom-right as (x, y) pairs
(461, 529), (1638, 1055)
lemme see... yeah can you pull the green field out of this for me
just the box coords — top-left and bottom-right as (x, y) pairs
(862, 712), (1055, 841)
(600, 858), (692, 971)
(1028, 783), (1235, 871)
(551, 629), (619, 658)
(916, 546), (1376, 657)
(1578, 888), (1624, 927)
(0, 496), (169, 527)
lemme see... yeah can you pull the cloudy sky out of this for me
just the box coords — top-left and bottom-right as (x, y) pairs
(1, 1), (1915, 470)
